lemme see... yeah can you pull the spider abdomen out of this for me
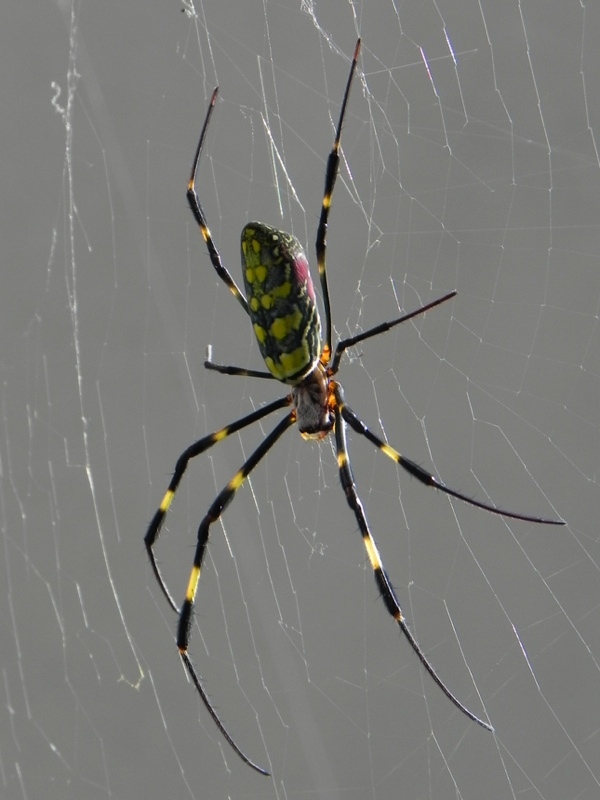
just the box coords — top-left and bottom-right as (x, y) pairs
(241, 222), (322, 384)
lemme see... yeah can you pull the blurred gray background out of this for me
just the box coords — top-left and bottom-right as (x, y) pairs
(1, 1), (598, 798)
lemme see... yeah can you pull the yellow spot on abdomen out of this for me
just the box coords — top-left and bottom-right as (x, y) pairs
(279, 346), (309, 376)
(255, 265), (268, 283)
(270, 309), (303, 340)
(253, 323), (267, 343)
(271, 281), (292, 299)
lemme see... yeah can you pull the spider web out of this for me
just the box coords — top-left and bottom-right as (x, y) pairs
(2, 0), (599, 798)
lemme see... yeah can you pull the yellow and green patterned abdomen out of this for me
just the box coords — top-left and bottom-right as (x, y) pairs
(241, 223), (321, 384)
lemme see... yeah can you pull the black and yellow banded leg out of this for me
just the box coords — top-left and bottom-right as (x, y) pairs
(316, 38), (362, 364)
(339, 395), (565, 526)
(187, 86), (249, 317)
(177, 410), (296, 651)
(144, 395), (292, 613)
(332, 384), (493, 731)
(175, 410), (295, 776)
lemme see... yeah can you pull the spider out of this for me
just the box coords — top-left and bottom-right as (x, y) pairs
(144, 39), (565, 775)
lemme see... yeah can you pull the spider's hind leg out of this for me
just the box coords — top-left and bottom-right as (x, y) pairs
(332, 383), (493, 731)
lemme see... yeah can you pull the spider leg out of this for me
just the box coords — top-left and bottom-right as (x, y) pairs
(179, 653), (271, 776)
(316, 39), (361, 364)
(177, 410), (295, 775)
(338, 393), (565, 525)
(144, 395), (291, 614)
(178, 410), (295, 647)
(204, 361), (275, 380)
(329, 291), (457, 375)
(187, 87), (249, 316)
(179, 650), (270, 776)
(204, 345), (275, 380)
(332, 383), (493, 731)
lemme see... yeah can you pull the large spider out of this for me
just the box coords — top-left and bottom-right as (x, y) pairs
(144, 39), (564, 775)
